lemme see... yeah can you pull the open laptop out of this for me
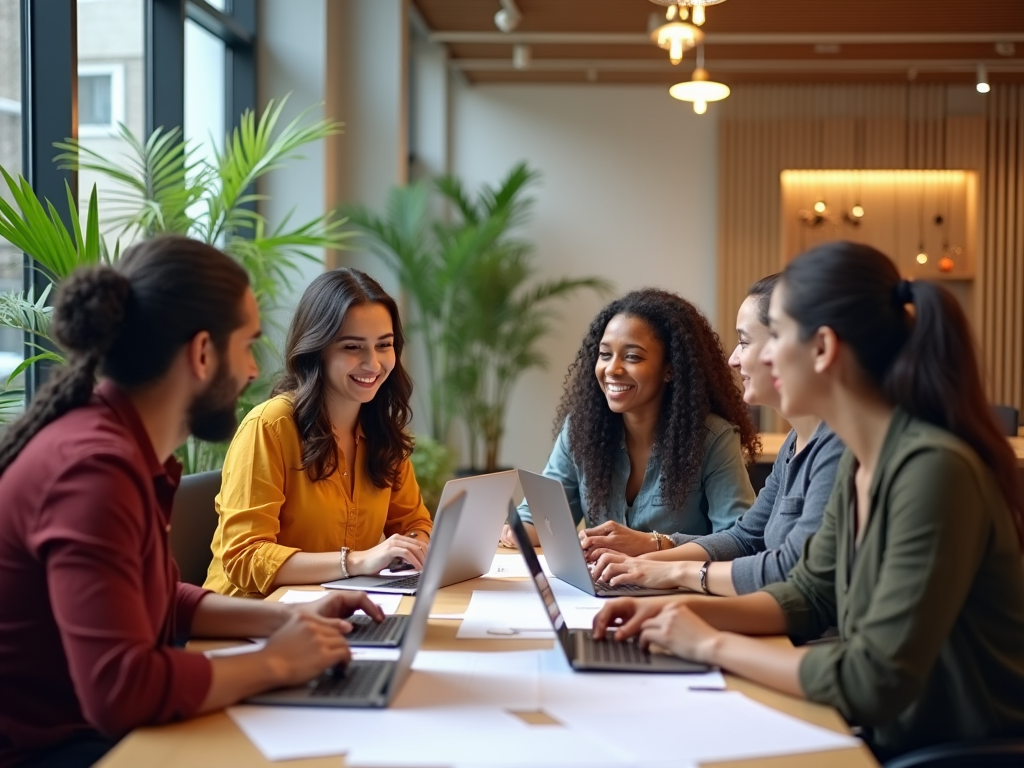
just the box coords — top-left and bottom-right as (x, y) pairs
(321, 470), (520, 595)
(507, 504), (711, 673)
(247, 490), (466, 707)
(517, 469), (681, 598)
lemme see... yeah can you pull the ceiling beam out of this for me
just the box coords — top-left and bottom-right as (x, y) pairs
(429, 31), (1024, 46)
(451, 58), (1024, 74)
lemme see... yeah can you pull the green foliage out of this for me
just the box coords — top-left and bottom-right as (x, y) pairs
(0, 98), (347, 475)
(409, 434), (456, 517)
(343, 163), (612, 472)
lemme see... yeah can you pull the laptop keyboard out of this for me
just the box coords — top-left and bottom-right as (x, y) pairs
(311, 660), (391, 698)
(369, 574), (420, 590)
(346, 615), (406, 644)
(578, 633), (651, 665)
(595, 581), (650, 594)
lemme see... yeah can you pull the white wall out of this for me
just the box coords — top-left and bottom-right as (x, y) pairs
(449, 83), (719, 471)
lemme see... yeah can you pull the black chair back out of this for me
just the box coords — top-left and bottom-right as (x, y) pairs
(169, 469), (223, 587)
(992, 404), (1020, 437)
(883, 739), (1024, 768)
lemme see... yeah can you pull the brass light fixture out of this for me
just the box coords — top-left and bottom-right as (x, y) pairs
(669, 44), (729, 114)
(649, 16), (702, 65)
(649, 0), (728, 27)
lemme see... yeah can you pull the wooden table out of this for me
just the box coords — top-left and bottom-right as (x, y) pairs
(97, 576), (879, 768)
(759, 431), (1024, 468)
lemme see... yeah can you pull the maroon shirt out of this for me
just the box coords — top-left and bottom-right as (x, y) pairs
(0, 381), (212, 767)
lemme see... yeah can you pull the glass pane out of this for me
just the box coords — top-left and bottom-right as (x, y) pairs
(0, 0), (23, 381)
(185, 18), (226, 167)
(78, 74), (113, 126)
(77, 0), (145, 252)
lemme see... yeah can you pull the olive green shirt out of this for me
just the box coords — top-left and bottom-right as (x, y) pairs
(762, 409), (1024, 756)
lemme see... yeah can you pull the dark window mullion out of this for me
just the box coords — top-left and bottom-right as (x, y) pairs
(20, 0), (77, 399)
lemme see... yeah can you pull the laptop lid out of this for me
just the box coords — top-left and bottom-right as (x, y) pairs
(433, 470), (520, 588)
(505, 503), (576, 662)
(516, 469), (597, 595)
(381, 488), (467, 702)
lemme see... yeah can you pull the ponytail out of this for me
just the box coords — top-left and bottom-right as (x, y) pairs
(782, 241), (1024, 548)
(886, 280), (1024, 546)
(0, 266), (129, 475)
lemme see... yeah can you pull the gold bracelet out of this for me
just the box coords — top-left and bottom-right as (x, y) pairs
(652, 531), (663, 551)
(340, 546), (351, 579)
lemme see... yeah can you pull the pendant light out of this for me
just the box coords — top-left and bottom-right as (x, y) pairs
(648, 0), (727, 28)
(669, 44), (730, 114)
(649, 17), (702, 65)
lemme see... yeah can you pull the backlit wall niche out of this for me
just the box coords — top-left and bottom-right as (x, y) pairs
(780, 170), (978, 282)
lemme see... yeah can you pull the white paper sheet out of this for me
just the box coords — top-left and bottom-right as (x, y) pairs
(344, 712), (636, 768)
(545, 691), (860, 764)
(227, 704), (523, 762)
(279, 589), (403, 615)
(485, 552), (551, 579)
(393, 650), (542, 710)
(537, 646), (726, 696)
(203, 639), (267, 659)
(457, 589), (604, 639)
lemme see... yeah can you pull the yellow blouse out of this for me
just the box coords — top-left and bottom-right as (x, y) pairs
(203, 395), (433, 597)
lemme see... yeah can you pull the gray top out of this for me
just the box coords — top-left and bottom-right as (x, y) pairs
(694, 421), (844, 594)
(518, 414), (754, 541)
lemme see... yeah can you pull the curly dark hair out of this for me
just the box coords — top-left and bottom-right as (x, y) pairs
(273, 268), (414, 488)
(554, 288), (760, 515)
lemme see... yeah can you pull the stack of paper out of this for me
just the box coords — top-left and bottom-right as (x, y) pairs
(457, 586), (604, 639)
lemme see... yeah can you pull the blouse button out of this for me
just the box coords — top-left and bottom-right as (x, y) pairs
(343, 472), (348, 476)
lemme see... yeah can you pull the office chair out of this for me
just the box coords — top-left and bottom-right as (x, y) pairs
(991, 404), (1020, 437)
(883, 739), (1024, 768)
(169, 469), (223, 586)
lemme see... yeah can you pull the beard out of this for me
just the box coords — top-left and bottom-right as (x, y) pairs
(187, 360), (245, 443)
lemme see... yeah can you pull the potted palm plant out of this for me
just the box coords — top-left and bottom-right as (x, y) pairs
(342, 163), (611, 473)
(0, 98), (351, 473)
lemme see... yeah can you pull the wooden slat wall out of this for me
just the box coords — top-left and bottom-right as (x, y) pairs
(717, 84), (1024, 411)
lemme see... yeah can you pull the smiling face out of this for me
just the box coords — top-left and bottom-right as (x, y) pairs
(762, 284), (823, 418)
(594, 313), (670, 420)
(321, 301), (396, 408)
(728, 295), (778, 410)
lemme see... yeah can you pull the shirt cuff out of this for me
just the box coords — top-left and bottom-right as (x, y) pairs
(669, 532), (702, 546)
(760, 581), (820, 641)
(173, 583), (212, 644)
(251, 543), (302, 595)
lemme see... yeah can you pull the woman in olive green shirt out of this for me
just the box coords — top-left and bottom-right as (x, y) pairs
(593, 241), (1024, 759)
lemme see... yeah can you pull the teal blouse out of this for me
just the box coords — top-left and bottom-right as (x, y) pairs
(518, 414), (754, 543)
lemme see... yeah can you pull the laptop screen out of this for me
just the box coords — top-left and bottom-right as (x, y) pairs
(507, 503), (574, 648)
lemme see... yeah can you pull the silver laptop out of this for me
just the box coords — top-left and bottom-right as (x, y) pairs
(507, 504), (712, 673)
(517, 469), (681, 598)
(322, 470), (520, 595)
(246, 490), (466, 707)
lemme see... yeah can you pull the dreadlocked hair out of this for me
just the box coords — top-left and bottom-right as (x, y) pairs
(554, 288), (760, 515)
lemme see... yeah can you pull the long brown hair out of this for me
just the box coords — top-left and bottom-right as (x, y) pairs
(781, 241), (1024, 548)
(274, 268), (414, 487)
(0, 235), (249, 476)
(555, 288), (759, 515)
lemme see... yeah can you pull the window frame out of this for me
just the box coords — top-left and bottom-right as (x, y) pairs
(76, 62), (125, 136)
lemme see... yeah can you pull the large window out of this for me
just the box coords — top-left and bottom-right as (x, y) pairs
(0, 0), (23, 382)
(3, 0), (255, 401)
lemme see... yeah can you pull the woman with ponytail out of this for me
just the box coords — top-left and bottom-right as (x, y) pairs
(0, 237), (382, 768)
(593, 242), (1024, 758)
(204, 268), (432, 597)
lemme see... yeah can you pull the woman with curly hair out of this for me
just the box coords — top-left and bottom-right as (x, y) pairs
(204, 268), (432, 597)
(500, 288), (758, 557)
(590, 274), (845, 595)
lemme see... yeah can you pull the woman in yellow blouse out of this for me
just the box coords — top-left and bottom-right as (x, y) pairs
(204, 268), (433, 597)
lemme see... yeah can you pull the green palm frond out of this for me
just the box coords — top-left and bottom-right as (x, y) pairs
(0, 169), (112, 279)
(209, 97), (344, 243)
(0, 287), (55, 339)
(55, 124), (206, 237)
(0, 387), (24, 421)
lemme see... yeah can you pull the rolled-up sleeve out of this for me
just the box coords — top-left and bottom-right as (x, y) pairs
(793, 451), (990, 727)
(29, 454), (212, 738)
(381, 457), (434, 539)
(518, 425), (585, 527)
(216, 416), (300, 595)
